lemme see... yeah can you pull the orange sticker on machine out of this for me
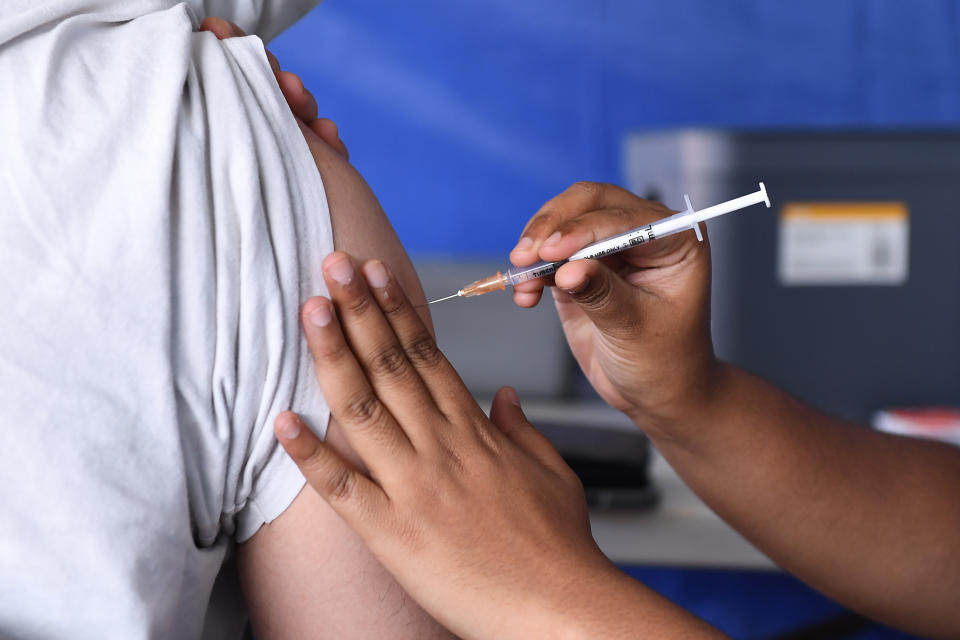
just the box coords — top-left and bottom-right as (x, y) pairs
(778, 202), (909, 286)
(781, 202), (908, 221)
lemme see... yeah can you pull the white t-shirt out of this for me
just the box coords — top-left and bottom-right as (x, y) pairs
(0, 1), (330, 637)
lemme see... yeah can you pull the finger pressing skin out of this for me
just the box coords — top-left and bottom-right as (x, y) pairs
(360, 259), (477, 426)
(199, 16), (234, 39)
(296, 119), (349, 163)
(277, 71), (319, 122)
(322, 253), (441, 428)
(301, 295), (417, 476)
(201, 16), (247, 38)
(200, 18), (281, 75)
(225, 19), (246, 36)
(274, 411), (389, 522)
(311, 119), (349, 160)
(264, 48), (281, 74)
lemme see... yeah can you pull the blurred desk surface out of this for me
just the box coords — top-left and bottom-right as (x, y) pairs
(497, 400), (777, 571)
(590, 451), (776, 570)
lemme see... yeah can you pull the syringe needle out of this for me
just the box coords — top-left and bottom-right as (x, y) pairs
(422, 291), (462, 306)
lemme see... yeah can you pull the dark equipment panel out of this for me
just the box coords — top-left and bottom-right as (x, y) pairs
(627, 131), (960, 423)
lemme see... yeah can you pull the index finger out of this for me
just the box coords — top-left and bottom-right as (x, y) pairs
(360, 261), (482, 429)
(199, 16), (247, 39)
(301, 295), (417, 480)
(509, 182), (642, 267)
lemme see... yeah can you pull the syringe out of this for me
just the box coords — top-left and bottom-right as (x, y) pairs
(426, 183), (770, 305)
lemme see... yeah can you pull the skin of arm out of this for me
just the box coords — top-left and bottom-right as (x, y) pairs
(273, 251), (726, 640)
(509, 182), (960, 638)
(237, 130), (452, 640)
(200, 18), (453, 639)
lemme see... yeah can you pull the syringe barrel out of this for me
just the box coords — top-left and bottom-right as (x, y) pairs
(646, 211), (694, 239)
(487, 183), (770, 291)
(504, 260), (564, 285)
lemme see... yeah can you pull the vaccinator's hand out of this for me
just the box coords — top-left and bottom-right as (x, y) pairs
(273, 252), (722, 640)
(509, 182), (718, 430)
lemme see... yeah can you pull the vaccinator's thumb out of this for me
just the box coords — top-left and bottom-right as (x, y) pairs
(553, 259), (641, 340)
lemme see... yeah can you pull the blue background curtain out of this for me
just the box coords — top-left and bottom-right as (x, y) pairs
(273, 0), (960, 257)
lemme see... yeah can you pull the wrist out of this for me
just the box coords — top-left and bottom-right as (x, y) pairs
(625, 356), (728, 438)
(548, 560), (718, 640)
(544, 559), (635, 640)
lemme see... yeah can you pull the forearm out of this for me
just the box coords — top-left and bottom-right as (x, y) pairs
(542, 562), (727, 640)
(645, 364), (960, 638)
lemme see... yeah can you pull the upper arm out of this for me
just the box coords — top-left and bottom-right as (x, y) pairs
(237, 130), (451, 639)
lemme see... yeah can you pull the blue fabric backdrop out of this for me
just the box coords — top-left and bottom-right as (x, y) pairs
(272, 0), (960, 256)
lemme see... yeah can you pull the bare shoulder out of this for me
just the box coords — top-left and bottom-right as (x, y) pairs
(302, 122), (429, 314)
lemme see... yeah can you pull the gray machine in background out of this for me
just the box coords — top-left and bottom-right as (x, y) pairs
(625, 130), (960, 423)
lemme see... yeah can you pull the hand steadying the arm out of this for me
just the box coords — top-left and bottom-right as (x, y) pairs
(510, 182), (960, 639)
(274, 251), (725, 640)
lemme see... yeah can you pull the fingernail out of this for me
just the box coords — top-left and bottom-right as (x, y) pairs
(512, 236), (533, 253)
(278, 415), (302, 440)
(542, 231), (562, 247)
(363, 261), (389, 288)
(308, 302), (332, 327)
(505, 387), (521, 407)
(326, 256), (353, 285)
